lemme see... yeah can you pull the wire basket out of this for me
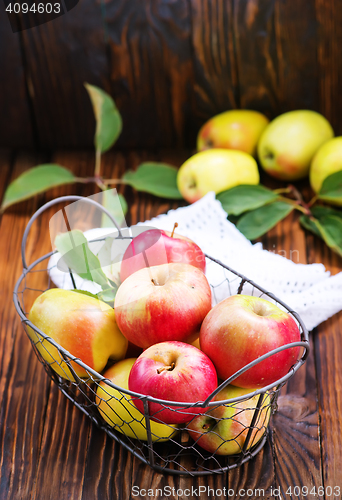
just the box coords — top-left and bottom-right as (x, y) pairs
(13, 196), (310, 476)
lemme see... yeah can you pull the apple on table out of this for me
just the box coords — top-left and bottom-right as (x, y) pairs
(114, 263), (212, 349)
(128, 341), (218, 424)
(186, 385), (271, 455)
(310, 136), (342, 203)
(199, 294), (301, 389)
(96, 358), (178, 442)
(258, 109), (334, 181)
(120, 225), (206, 283)
(177, 149), (260, 204)
(197, 109), (269, 157)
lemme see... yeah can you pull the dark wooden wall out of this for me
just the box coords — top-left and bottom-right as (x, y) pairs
(1, 0), (342, 150)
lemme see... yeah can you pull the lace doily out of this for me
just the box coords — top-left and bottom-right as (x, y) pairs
(48, 192), (342, 331)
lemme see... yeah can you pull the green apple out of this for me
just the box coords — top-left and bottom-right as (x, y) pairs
(177, 149), (259, 203)
(96, 358), (178, 441)
(197, 109), (269, 157)
(258, 110), (334, 181)
(186, 385), (271, 455)
(310, 136), (342, 203)
(28, 289), (128, 380)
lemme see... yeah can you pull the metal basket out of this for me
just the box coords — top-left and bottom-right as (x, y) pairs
(13, 196), (310, 476)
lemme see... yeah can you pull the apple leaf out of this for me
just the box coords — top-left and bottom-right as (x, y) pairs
(317, 170), (342, 203)
(299, 214), (322, 239)
(217, 185), (278, 216)
(122, 162), (183, 199)
(300, 211), (342, 257)
(55, 229), (113, 291)
(316, 216), (342, 257)
(236, 201), (294, 240)
(84, 83), (122, 153)
(100, 190), (128, 228)
(0, 165), (76, 212)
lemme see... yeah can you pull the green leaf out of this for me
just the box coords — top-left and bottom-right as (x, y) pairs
(311, 205), (342, 220)
(318, 170), (342, 203)
(122, 162), (183, 199)
(217, 185), (278, 216)
(299, 215), (322, 239)
(100, 190), (128, 228)
(1, 165), (76, 211)
(84, 83), (122, 153)
(70, 289), (100, 300)
(236, 201), (294, 240)
(315, 216), (342, 257)
(55, 229), (110, 289)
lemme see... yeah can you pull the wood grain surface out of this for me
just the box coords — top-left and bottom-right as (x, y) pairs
(0, 149), (341, 500)
(1, 0), (342, 149)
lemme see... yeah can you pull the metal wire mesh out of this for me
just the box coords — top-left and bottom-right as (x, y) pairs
(13, 197), (310, 476)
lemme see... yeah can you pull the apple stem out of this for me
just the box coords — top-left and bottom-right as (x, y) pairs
(171, 222), (178, 238)
(151, 278), (160, 286)
(157, 362), (175, 374)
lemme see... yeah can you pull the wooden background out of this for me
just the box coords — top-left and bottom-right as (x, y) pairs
(1, 0), (342, 150)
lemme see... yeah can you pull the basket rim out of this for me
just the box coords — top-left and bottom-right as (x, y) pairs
(13, 249), (310, 409)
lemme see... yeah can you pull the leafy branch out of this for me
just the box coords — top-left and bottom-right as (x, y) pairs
(0, 84), (182, 224)
(217, 172), (342, 257)
(1, 83), (342, 258)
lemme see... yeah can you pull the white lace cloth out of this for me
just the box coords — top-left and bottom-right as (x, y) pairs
(48, 192), (342, 332)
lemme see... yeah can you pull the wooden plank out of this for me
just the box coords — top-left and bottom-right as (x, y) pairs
(0, 152), (51, 500)
(316, 0), (342, 135)
(304, 228), (342, 490)
(0, 17), (33, 147)
(259, 207), (323, 499)
(105, 0), (195, 148)
(189, 0), (238, 132)
(234, 0), (319, 117)
(20, 2), (109, 148)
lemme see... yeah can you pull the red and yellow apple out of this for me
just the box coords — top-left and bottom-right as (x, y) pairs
(128, 341), (218, 424)
(199, 295), (301, 388)
(114, 263), (212, 349)
(258, 110), (334, 181)
(96, 358), (178, 441)
(120, 228), (206, 282)
(186, 385), (271, 455)
(28, 289), (128, 380)
(197, 109), (269, 157)
(177, 149), (259, 204)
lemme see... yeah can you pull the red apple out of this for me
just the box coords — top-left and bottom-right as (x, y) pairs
(128, 341), (218, 424)
(199, 295), (301, 389)
(120, 227), (206, 282)
(186, 385), (271, 455)
(114, 263), (212, 349)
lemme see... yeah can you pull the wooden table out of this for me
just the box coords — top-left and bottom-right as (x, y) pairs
(1, 149), (341, 500)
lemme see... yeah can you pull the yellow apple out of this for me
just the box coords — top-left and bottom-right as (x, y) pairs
(197, 109), (269, 157)
(258, 110), (334, 181)
(310, 136), (342, 204)
(177, 149), (259, 203)
(28, 289), (128, 380)
(186, 385), (271, 455)
(96, 358), (178, 441)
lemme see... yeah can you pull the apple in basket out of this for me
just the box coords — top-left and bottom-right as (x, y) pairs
(186, 385), (271, 455)
(114, 263), (212, 349)
(120, 225), (206, 282)
(96, 358), (178, 442)
(199, 295), (301, 388)
(28, 289), (128, 380)
(128, 341), (218, 424)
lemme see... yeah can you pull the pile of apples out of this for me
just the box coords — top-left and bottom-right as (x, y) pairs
(28, 226), (302, 456)
(177, 108), (341, 203)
